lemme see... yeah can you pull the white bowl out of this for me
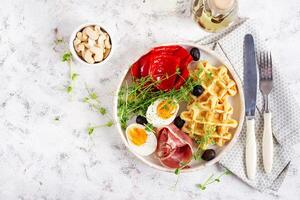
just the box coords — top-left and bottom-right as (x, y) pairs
(69, 22), (113, 66)
(114, 43), (245, 173)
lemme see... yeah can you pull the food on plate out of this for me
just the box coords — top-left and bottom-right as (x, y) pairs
(117, 45), (239, 170)
(173, 116), (185, 129)
(131, 45), (193, 91)
(125, 123), (157, 156)
(146, 99), (179, 127)
(201, 149), (216, 161)
(192, 61), (237, 98)
(192, 85), (205, 97)
(181, 61), (238, 150)
(73, 25), (111, 64)
(136, 115), (148, 125)
(190, 47), (201, 61)
(156, 124), (193, 168)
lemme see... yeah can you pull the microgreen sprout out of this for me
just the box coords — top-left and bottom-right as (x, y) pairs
(62, 51), (78, 95)
(87, 120), (114, 135)
(196, 169), (231, 191)
(84, 85), (114, 135)
(145, 123), (154, 132)
(193, 125), (216, 160)
(172, 161), (189, 189)
(117, 71), (201, 129)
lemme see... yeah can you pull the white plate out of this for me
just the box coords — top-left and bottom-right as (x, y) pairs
(114, 43), (245, 173)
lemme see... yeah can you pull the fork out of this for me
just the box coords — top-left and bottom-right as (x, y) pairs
(258, 52), (273, 173)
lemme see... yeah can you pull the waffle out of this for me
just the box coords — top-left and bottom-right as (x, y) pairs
(191, 61), (237, 99)
(181, 61), (238, 149)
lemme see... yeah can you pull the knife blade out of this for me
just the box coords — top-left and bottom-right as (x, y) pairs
(244, 34), (257, 118)
(243, 34), (257, 180)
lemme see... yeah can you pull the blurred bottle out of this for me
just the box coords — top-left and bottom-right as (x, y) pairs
(192, 0), (238, 33)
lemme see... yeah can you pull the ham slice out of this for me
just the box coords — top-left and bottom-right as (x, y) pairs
(156, 124), (193, 168)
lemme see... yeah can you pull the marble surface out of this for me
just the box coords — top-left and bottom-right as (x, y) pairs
(0, 0), (300, 199)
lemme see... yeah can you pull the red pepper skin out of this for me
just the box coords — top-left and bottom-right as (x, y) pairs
(149, 54), (180, 91)
(131, 61), (141, 78)
(139, 53), (151, 77)
(130, 52), (151, 79)
(173, 47), (192, 89)
(152, 45), (181, 54)
(174, 58), (191, 89)
(130, 45), (193, 91)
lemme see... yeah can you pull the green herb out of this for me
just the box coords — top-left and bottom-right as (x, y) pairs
(105, 121), (114, 127)
(83, 97), (89, 103)
(193, 125), (216, 160)
(83, 86), (114, 134)
(118, 72), (201, 129)
(62, 52), (72, 62)
(173, 161), (189, 189)
(196, 169), (231, 191)
(89, 92), (98, 100)
(145, 123), (154, 132)
(87, 127), (95, 135)
(71, 73), (79, 81)
(206, 71), (213, 80)
(87, 120), (114, 135)
(83, 86), (109, 116)
(174, 161), (188, 175)
(175, 168), (180, 175)
(66, 85), (73, 93)
(62, 51), (78, 96)
(99, 107), (107, 115)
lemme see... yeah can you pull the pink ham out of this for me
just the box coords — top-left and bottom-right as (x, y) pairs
(156, 124), (193, 168)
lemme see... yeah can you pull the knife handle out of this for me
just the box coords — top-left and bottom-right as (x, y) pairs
(246, 118), (256, 180)
(263, 112), (273, 173)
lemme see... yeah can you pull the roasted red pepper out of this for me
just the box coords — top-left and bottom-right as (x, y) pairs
(149, 54), (179, 91)
(130, 45), (192, 91)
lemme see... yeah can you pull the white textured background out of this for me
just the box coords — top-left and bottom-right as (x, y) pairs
(0, 0), (299, 199)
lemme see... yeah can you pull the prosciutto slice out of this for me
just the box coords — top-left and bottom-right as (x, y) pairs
(156, 124), (193, 168)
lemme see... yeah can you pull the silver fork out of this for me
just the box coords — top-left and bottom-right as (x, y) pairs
(258, 52), (273, 173)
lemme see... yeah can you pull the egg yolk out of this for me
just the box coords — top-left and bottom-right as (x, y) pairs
(157, 100), (177, 119)
(128, 128), (148, 146)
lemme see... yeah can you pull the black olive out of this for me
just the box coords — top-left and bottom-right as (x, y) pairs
(174, 116), (185, 129)
(136, 115), (148, 125)
(190, 47), (200, 61)
(201, 149), (216, 161)
(192, 85), (204, 97)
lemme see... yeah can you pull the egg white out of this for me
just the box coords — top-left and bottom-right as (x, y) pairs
(146, 99), (179, 128)
(125, 123), (157, 156)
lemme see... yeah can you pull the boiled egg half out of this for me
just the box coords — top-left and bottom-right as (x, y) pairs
(125, 123), (157, 156)
(146, 99), (179, 127)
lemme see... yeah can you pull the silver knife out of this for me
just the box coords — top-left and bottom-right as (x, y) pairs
(243, 34), (257, 180)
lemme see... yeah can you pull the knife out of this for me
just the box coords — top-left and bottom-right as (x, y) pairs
(243, 34), (257, 180)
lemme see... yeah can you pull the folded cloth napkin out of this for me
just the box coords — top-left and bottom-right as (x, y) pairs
(196, 18), (300, 191)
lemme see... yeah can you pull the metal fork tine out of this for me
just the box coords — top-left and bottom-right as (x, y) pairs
(260, 52), (264, 80)
(267, 52), (271, 80)
(258, 51), (274, 172)
(258, 52), (262, 78)
(267, 52), (270, 80)
(266, 52), (269, 70)
(265, 52), (270, 80)
(262, 52), (267, 80)
(269, 53), (273, 80)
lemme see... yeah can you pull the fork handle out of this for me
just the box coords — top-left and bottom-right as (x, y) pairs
(246, 118), (256, 180)
(263, 112), (273, 173)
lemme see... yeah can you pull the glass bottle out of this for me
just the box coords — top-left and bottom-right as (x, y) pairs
(192, 0), (238, 33)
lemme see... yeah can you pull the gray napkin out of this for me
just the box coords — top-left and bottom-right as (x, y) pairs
(196, 18), (300, 191)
